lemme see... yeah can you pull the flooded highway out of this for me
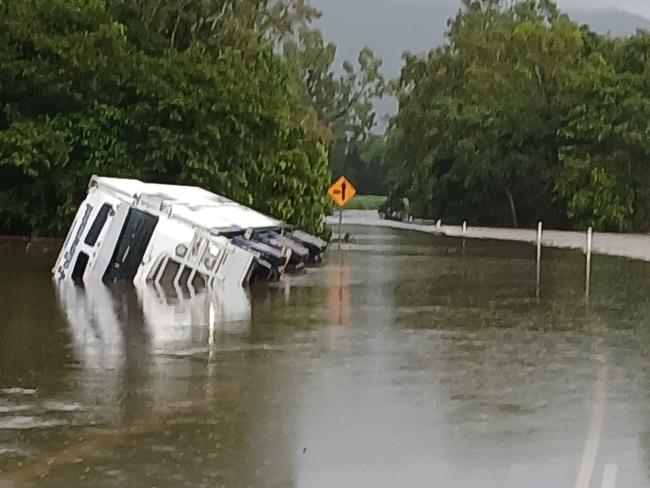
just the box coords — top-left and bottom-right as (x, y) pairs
(2, 225), (650, 487)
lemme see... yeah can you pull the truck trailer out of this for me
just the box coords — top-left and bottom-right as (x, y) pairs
(52, 176), (327, 295)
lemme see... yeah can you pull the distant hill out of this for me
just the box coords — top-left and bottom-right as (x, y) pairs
(570, 8), (650, 37)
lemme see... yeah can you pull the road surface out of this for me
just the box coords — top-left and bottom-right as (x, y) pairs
(327, 212), (650, 261)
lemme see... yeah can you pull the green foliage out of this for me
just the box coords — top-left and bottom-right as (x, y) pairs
(329, 134), (389, 196)
(387, 0), (650, 231)
(0, 0), (331, 236)
(109, 0), (320, 53)
(555, 163), (634, 231)
(344, 195), (387, 211)
(283, 28), (384, 137)
(283, 27), (385, 192)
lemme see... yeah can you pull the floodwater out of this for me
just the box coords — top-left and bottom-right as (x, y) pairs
(2, 226), (650, 487)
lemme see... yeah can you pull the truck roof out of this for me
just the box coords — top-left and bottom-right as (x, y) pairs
(91, 176), (283, 233)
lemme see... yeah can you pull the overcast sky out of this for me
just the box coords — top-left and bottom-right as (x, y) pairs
(376, 0), (650, 17)
(560, 0), (650, 17)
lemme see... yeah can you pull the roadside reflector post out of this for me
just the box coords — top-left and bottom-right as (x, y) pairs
(338, 208), (343, 249)
(536, 221), (543, 299)
(585, 227), (593, 300)
(461, 221), (467, 255)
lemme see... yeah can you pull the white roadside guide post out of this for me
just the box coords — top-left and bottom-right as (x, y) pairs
(536, 221), (543, 299)
(338, 207), (343, 247)
(585, 227), (593, 299)
(462, 221), (467, 253)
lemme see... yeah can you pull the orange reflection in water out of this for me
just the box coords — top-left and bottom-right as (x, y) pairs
(326, 255), (352, 328)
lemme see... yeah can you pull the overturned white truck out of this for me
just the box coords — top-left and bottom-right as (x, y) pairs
(52, 176), (327, 292)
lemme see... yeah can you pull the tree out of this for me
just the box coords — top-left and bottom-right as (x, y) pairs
(283, 27), (385, 185)
(387, 0), (650, 231)
(0, 0), (331, 236)
(110, 0), (319, 51)
(557, 36), (650, 230)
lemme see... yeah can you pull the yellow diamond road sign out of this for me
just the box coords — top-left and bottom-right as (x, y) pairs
(327, 176), (357, 207)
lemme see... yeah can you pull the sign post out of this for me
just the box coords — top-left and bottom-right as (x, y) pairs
(327, 176), (357, 247)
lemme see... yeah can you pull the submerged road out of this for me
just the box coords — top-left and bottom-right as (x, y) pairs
(2, 226), (650, 487)
(327, 211), (650, 261)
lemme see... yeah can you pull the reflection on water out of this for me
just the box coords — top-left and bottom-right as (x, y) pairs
(52, 281), (255, 427)
(326, 257), (352, 329)
(2, 228), (650, 487)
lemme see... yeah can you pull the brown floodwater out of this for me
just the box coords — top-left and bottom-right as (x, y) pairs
(2, 225), (650, 487)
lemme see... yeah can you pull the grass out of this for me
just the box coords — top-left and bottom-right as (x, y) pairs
(344, 195), (387, 210)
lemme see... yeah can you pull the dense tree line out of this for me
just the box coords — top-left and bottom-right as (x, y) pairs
(387, 0), (650, 231)
(7, 0), (644, 236)
(0, 0), (383, 236)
